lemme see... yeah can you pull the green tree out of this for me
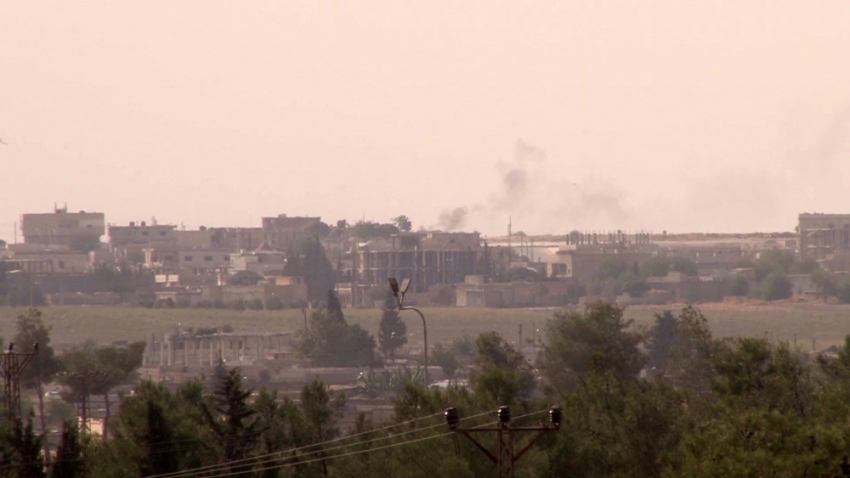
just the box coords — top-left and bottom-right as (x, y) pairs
(351, 221), (399, 238)
(51, 420), (85, 478)
(297, 293), (376, 367)
(426, 283), (455, 306)
(431, 343), (460, 379)
(106, 380), (214, 477)
(540, 301), (646, 395)
(755, 272), (792, 301)
(640, 256), (671, 277)
(469, 332), (535, 405)
(300, 379), (346, 475)
(230, 270), (263, 286)
(391, 215), (413, 232)
(203, 368), (263, 476)
(645, 310), (678, 372)
(7, 415), (46, 478)
(729, 274), (750, 296)
(378, 291), (407, 358)
(594, 257), (629, 281)
(283, 237), (336, 302)
(670, 255), (699, 276)
(92, 342), (146, 439)
(0, 270), (45, 307)
(543, 376), (682, 478)
(753, 249), (796, 280)
(664, 305), (720, 392)
(812, 269), (839, 300)
(14, 308), (61, 460)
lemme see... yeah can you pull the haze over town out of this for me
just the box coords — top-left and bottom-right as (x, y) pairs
(2, 1), (850, 240)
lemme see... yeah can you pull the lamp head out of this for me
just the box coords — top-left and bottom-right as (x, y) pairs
(400, 278), (411, 294)
(444, 407), (459, 430)
(388, 278), (399, 296)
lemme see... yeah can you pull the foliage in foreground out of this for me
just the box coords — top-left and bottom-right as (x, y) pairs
(5, 302), (850, 477)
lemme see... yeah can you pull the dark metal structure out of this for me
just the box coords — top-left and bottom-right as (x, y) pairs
(1, 342), (39, 420)
(445, 405), (561, 478)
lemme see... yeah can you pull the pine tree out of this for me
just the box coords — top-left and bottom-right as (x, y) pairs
(203, 368), (262, 477)
(326, 289), (344, 323)
(142, 401), (179, 476)
(378, 291), (407, 358)
(51, 420), (85, 478)
(10, 415), (46, 478)
(283, 237), (336, 302)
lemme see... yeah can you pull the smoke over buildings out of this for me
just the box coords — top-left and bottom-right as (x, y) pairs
(437, 207), (468, 231)
(435, 139), (632, 233)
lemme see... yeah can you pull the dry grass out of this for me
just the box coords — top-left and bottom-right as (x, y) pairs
(2, 301), (850, 352)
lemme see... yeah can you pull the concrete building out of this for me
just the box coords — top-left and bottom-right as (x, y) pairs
(455, 276), (575, 307)
(355, 232), (480, 294)
(178, 249), (232, 272)
(545, 245), (653, 282)
(4, 244), (93, 273)
(109, 221), (178, 265)
(202, 278), (308, 306)
(660, 245), (750, 274)
(229, 241), (286, 276)
(799, 213), (850, 260)
(262, 214), (323, 250)
(143, 332), (294, 367)
(21, 206), (104, 247)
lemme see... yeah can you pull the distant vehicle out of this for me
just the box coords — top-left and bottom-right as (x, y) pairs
(44, 390), (61, 399)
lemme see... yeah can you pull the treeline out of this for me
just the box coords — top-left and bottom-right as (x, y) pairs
(7, 303), (850, 476)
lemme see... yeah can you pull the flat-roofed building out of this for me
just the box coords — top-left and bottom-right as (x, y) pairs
(21, 206), (104, 248)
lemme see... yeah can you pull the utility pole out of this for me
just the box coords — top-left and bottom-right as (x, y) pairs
(61, 371), (106, 436)
(1, 342), (39, 421)
(444, 405), (561, 478)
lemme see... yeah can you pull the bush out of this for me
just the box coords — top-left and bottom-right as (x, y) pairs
(427, 283), (455, 306)
(729, 275), (750, 296)
(755, 273), (792, 301)
(230, 299), (246, 311)
(247, 298), (264, 310)
(266, 297), (284, 310)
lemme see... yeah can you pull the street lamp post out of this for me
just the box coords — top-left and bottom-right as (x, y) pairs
(388, 277), (428, 389)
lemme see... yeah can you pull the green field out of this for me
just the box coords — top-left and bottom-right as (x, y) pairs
(2, 302), (850, 352)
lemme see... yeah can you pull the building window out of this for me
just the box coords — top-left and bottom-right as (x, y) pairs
(204, 256), (213, 262)
(223, 255), (230, 261)
(184, 256), (193, 262)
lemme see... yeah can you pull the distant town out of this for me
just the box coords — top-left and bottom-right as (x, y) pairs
(2, 204), (846, 310)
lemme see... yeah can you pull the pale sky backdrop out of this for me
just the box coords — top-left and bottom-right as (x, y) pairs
(2, 1), (849, 242)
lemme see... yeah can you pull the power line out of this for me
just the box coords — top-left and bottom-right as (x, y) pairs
(149, 409), (493, 478)
(201, 431), (455, 478)
(146, 410), (453, 478)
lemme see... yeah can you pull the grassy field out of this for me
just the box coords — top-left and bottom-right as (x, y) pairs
(2, 301), (850, 352)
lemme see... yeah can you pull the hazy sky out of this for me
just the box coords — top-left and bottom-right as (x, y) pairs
(2, 1), (849, 241)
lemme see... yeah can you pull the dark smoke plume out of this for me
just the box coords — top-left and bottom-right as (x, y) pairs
(438, 207), (468, 231)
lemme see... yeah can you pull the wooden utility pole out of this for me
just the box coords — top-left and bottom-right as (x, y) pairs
(61, 371), (106, 436)
(445, 406), (560, 478)
(1, 343), (39, 420)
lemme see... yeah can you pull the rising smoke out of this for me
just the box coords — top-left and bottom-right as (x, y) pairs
(434, 138), (632, 233)
(437, 207), (468, 231)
